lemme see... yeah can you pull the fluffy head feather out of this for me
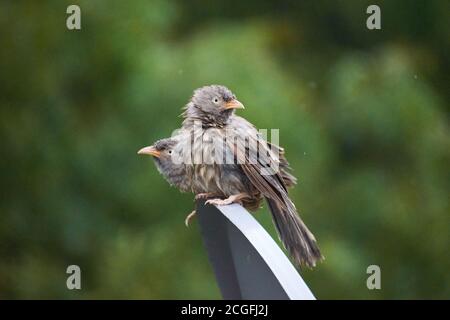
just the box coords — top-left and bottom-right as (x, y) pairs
(182, 85), (241, 128)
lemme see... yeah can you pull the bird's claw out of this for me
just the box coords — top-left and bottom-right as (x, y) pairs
(205, 193), (249, 207)
(185, 210), (196, 227)
(205, 198), (236, 206)
(195, 193), (215, 201)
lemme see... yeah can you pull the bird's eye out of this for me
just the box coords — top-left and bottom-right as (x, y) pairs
(168, 150), (172, 154)
(212, 97), (219, 104)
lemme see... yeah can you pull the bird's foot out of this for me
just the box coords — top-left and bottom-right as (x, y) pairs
(185, 210), (196, 227)
(205, 193), (250, 207)
(205, 198), (235, 206)
(195, 193), (217, 201)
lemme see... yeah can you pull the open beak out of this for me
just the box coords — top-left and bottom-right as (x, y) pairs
(224, 99), (244, 110)
(137, 145), (161, 158)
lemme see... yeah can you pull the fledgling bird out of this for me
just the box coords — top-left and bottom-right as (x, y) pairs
(138, 137), (190, 192)
(180, 85), (322, 268)
(137, 136), (197, 226)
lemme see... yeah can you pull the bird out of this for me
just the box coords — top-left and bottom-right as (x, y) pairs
(137, 137), (191, 192)
(137, 135), (198, 226)
(138, 85), (322, 267)
(180, 85), (322, 268)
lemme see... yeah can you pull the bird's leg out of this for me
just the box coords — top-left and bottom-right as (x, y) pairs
(205, 193), (251, 207)
(187, 193), (221, 226)
(185, 209), (196, 227)
(195, 192), (219, 200)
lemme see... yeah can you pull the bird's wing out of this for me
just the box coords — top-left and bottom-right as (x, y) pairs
(227, 117), (322, 267)
(231, 115), (297, 187)
(226, 117), (290, 207)
(230, 116), (297, 187)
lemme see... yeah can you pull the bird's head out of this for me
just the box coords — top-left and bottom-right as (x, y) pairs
(137, 137), (189, 190)
(184, 85), (244, 127)
(137, 138), (177, 164)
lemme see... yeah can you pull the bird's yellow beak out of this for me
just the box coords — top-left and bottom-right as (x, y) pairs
(224, 99), (244, 110)
(137, 145), (161, 158)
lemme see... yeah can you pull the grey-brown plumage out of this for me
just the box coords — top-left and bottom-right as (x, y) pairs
(137, 137), (191, 192)
(138, 136), (200, 226)
(180, 85), (322, 268)
(138, 85), (322, 267)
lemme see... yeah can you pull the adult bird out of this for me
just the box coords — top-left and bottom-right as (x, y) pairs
(180, 85), (322, 267)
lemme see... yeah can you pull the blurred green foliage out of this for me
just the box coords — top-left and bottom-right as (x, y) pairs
(0, 0), (448, 299)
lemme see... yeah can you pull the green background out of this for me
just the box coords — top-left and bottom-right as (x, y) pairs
(0, 0), (448, 299)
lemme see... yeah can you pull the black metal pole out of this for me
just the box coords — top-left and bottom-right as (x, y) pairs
(196, 201), (316, 300)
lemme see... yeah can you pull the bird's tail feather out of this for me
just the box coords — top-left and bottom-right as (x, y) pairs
(266, 197), (323, 268)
